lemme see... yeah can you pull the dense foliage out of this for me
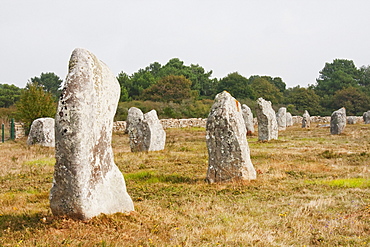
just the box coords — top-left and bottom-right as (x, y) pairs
(1, 58), (370, 121)
(30, 72), (63, 100)
(16, 82), (56, 133)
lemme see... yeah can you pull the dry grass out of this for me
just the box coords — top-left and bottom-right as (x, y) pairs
(0, 125), (369, 246)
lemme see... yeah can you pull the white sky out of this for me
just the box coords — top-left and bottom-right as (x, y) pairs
(1, 0), (370, 89)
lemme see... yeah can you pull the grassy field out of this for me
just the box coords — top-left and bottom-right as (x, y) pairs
(0, 124), (369, 246)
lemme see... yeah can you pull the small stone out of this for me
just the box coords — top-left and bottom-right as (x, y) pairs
(27, 118), (55, 147)
(127, 107), (166, 152)
(302, 110), (311, 128)
(276, 107), (287, 131)
(346, 116), (357, 125)
(255, 98), (278, 141)
(241, 104), (255, 135)
(206, 91), (256, 183)
(363, 110), (370, 124)
(286, 112), (293, 127)
(330, 107), (346, 135)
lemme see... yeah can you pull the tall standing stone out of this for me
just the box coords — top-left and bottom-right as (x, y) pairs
(330, 107), (346, 135)
(363, 110), (370, 124)
(206, 91), (256, 183)
(256, 98), (278, 141)
(241, 104), (255, 135)
(50, 48), (134, 220)
(302, 110), (311, 128)
(127, 107), (166, 152)
(27, 117), (55, 147)
(276, 107), (287, 131)
(286, 112), (293, 127)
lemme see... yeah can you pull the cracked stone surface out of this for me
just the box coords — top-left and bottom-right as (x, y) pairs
(206, 91), (256, 183)
(50, 48), (134, 220)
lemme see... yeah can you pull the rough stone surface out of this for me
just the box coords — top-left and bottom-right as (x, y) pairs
(255, 98), (278, 141)
(241, 104), (254, 135)
(276, 107), (287, 131)
(127, 107), (166, 152)
(27, 118), (55, 147)
(286, 112), (293, 127)
(206, 91), (256, 183)
(347, 116), (357, 125)
(330, 107), (346, 135)
(50, 48), (134, 220)
(302, 110), (311, 128)
(363, 110), (370, 124)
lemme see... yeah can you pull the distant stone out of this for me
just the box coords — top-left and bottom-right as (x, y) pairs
(276, 107), (287, 131)
(255, 98), (278, 141)
(127, 107), (166, 152)
(347, 116), (357, 125)
(302, 110), (311, 128)
(50, 48), (134, 220)
(27, 118), (55, 147)
(206, 91), (256, 183)
(286, 112), (293, 127)
(241, 104), (254, 135)
(330, 107), (346, 135)
(363, 110), (370, 124)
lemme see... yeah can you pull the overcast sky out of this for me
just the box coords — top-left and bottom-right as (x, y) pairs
(1, 0), (370, 89)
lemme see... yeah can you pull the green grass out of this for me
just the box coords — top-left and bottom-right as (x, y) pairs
(0, 124), (369, 246)
(310, 178), (370, 188)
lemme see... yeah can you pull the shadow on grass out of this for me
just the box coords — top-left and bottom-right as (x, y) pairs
(0, 212), (50, 233)
(125, 171), (199, 184)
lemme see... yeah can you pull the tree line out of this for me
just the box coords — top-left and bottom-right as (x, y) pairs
(1, 58), (370, 132)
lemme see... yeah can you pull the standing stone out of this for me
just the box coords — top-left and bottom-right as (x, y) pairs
(302, 110), (311, 128)
(27, 118), (55, 147)
(347, 116), (357, 125)
(241, 104), (254, 135)
(330, 107), (346, 135)
(363, 110), (370, 124)
(127, 107), (166, 152)
(206, 91), (256, 183)
(255, 98), (278, 141)
(286, 112), (293, 127)
(50, 48), (134, 220)
(276, 107), (287, 131)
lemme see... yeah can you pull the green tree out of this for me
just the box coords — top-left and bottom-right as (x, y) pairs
(257, 76), (286, 93)
(250, 76), (282, 104)
(314, 59), (360, 97)
(359, 65), (370, 95)
(218, 72), (254, 99)
(129, 70), (157, 100)
(331, 87), (370, 115)
(159, 58), (216, 98)
(0, 84), (22, 107)
(284, 86), (322, 115)
(16, 82), (56, 133)
(30, 72), (63, 100)
(116, 72), (131, 102)
(141, 75), (193, 103)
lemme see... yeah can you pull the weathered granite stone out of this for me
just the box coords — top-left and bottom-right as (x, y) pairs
(127, 107), (166, 152)
(330, 107), (346, 135)
(276, 107), (287, 131)
(241, 104), (254, 135)
(206, 91), (256, 183)
(363, 110), (370, 124)
(347, 116), (357, 125)
(255, 98), (278, 141)
(27, 118), (55, 147)
(50, 48), (134, 220)
(302, 110), (311, 128)
(286, 112), (293, 127)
